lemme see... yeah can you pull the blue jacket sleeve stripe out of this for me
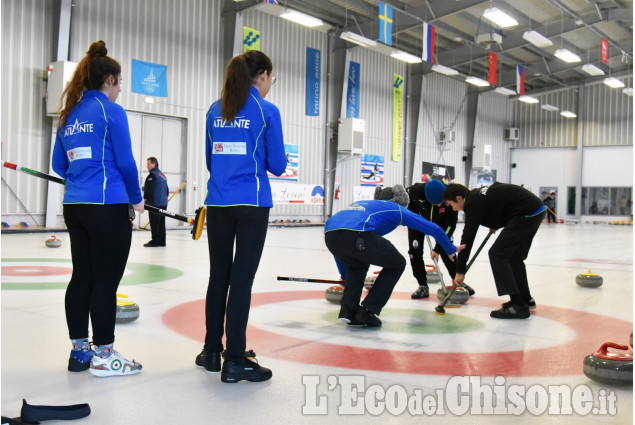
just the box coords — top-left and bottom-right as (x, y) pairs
(95, 97), (109, 204)
(251, 93), (267, 207)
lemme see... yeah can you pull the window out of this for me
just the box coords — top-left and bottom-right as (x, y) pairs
(582, 187), (632, 216)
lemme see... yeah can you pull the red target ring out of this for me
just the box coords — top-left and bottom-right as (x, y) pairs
(162, 291), (632, 376)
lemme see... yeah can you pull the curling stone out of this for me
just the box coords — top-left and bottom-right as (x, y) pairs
(115, 293), (140, 323)
(583, 342), (633, 386)
(325, 285), (344, 305)
(364, 276), (375, 291)
(436, 286), (469, 304)
(425, 264), (441, 284)
(45, 235), (62, 248)
(576, 269), (603, 288)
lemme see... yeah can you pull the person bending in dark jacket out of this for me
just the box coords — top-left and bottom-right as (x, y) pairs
(406, 180), (474, 299)
(443, 183), (545, 319)
(325, 185), (464, 327)
(143, 157), (169, 247)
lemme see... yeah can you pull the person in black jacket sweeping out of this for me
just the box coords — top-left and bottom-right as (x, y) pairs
(143, 157), (169, 247)
(443, 183), (545, 319)
(406, 180), (474, 299)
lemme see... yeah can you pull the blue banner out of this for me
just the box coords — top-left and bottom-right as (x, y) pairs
(305, 48), (320, 116)
(131, 59), (168, 97)
(346, 61), (360, 119)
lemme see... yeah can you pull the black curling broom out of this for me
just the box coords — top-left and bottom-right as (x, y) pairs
(3, 161), (206, 240)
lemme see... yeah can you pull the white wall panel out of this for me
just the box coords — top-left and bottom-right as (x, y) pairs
(510, 147), (579, 215)
(1, 0), (57, 221)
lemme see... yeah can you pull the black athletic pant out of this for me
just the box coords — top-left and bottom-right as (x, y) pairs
(204, 206), (269, 363)
(407, 228), (455, 287)
(488, 211), (546, 300)
(64, 203), (132, 346)
(325, 230), (406, 315)
(149, 204), (167, 245)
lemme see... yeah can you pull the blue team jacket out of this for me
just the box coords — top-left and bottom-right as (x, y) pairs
(52, 90), (142, 205)
(325, 200), (458, 256)
(205, 86), (287, 207)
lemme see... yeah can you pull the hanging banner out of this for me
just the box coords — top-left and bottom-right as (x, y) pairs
(360, 154), (384, 186)
(346, 61), (360, 119)
(488, 52), (498, 86)
(378, 2), (393, 46)
(131, 59), (168, 97)
(601, 38), (609, 63)
(268, 144), (298, 181)
(243, 26), (261, 52)
(305, 47), (320, 116)
(392, 74), (404, 162)
(422, 22), (435, 63)
(516, 65), (525, 95)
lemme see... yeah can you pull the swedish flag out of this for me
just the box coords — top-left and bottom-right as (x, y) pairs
(378, 2), (393, 46)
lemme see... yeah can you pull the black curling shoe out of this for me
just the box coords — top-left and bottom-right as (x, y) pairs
(195, 349), (221, 372)
(348, 306), (382, 327)
(221, 357), (272, 383)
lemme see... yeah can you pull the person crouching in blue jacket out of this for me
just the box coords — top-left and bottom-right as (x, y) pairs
(324, 184), (464, 327)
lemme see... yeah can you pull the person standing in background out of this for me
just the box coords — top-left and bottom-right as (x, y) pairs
(543, 191), (557, 223)
(52, 40), (144, 377)
(143, 157), (169, 247)
(196, 50), (286, 383)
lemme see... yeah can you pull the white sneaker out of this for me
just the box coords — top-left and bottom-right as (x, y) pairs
(89, 350), (142, 377)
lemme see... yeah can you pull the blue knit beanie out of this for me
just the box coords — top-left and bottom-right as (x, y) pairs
(424, 180), (446, 204)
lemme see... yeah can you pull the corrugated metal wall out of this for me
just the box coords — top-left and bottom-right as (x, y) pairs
(1, 0), (57, 218)
(473, 91), (513, 183)
(512, 77), (633, 148)
(3, 1), (631, 225)
(68, 0), (223, 215)
(241, 8), (328, 218)
(412, 73), (469, 185)
(512, 89), (579, 148)
(584, 76), (633, 146)
(332, 47), (407, 211)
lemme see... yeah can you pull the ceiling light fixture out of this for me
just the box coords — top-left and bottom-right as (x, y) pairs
(519, 95), (539, 104)
(541, 104), (559, 112)
(390, 49), (423, 64)
(340, 31), (376, 47)
(280, 9), (324, 28)
(581, 64), (605, 76)
(431, 64), (459, 76)
(522, 31), (552, 48)
(603, 77), (625, 88)
(623, 87), (634, 96)
(483, 7), (518, 28)
(494, 87), (517, 96)
(560, 110), (577, 118)
(554, 49), (581, 63)
(465, 76), (490, 87)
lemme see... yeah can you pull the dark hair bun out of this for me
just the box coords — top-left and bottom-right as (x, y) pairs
(87, 41), (108, 58)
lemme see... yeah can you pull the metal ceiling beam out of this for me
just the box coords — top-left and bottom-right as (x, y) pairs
(544, 0), (633, 60)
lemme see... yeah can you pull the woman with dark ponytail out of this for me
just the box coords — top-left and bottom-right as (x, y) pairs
(52, 41), (144, 377)
(196, 50), (286, 383)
